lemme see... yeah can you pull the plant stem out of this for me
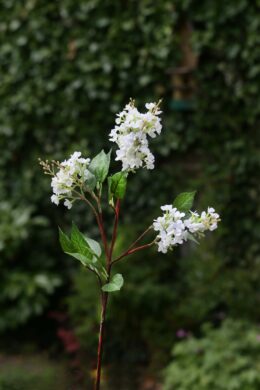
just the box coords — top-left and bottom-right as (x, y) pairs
(97, 211), (110, 260)
(94, 292), (108, 390)
(94, 199), (120, 389)
(76, 192), (110, 259)
(108, 199), (120, 262)
(126, 226), (152, 252)
(113, 240), (155, 264)
(94, 201), (153, 389)
(112, 226), (154, 264)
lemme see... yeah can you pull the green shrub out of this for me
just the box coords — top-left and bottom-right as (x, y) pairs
(0, 0), (259, 381)
(163, 319), (260, 390)
(0, 0), (177, 331)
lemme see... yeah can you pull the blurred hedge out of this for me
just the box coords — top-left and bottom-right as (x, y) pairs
(0, 0), (177, 331)
(0, 0), (259, 383)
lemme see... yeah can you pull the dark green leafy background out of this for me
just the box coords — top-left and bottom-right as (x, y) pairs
(0, 0), (259, 387)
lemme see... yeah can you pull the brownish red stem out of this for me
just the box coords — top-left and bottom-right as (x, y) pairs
(112, 241), (154, 264)
(94, 199), (120, 390)
(94, 199), (154, 390)
(94, 292), (108, 390)
(97, 211), (109, 260)
(112, 226), (153, 265)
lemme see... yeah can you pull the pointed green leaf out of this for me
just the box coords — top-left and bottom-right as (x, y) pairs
(85, 169), (97, 191)
(66, 252), (93, 266)
(108, 172), (127, 200)
(85, 237), (102, 257)
(102, 273), (124, 292)
(89, 150), (111, 183)
(59, 225), (102, 269)
(59, 228), (75, 253)
(173, 191), (196, 212)
(71, 223), (94, 258)
(71, 223), (101, 257)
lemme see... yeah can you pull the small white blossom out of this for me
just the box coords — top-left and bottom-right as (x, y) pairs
(201, 207), (220, 231)
(109, 99), (162, 171)
(64, 199), (73, 209)
(50, 152), (91, 209)
(184, 211), (205, 233)
(153, 206), (188, 253)
(51, 194), (59, 205)
(153, 205), (220, 253)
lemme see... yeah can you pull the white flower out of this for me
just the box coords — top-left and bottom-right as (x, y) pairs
(184, 211), (205, 233)
(201, 207), (220, 231)
(109, 100), (162, 171)
(64, 199), (72, 209)
(51, 194), (59, 205)
(145, 103), (156, 110)
(50, 151), (91, 209)
(153, 205), (220, 253)
(153, 205), (188, 253)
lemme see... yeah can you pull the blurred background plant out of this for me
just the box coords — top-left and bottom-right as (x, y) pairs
(0, 0), (259, 388)
(164, 319), (260, 390)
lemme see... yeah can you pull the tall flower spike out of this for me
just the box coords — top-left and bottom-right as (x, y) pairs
(109, 99), (162, 172)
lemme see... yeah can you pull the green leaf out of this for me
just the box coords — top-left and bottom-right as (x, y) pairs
(85, 237), (102, 257)
(67, 252), (94, 266)
(108, 172), (127, 200)
(71, 223), (94, 258)
(71, 223), (101, 257)
(59, 227), (95, 266)
(173, 191), (196, 212)
(59, 228), (75, 253)
(102, 273), (124, 292)
(85, 170), (97, 191)
(89, 150), (111, 183)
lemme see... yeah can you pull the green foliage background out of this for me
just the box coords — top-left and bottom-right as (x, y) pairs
(164, 319), (260, 390)
(0, 0), (259, 386)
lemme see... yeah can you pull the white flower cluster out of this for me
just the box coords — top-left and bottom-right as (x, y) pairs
(109, 100), (162, 171)
(51, 152), (91, 209)
(153, 206), (220, 253)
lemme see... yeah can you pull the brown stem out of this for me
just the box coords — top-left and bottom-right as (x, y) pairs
(94, 223), (154, 389)
(124, 226), (152, 253)
(94, 292), (108, 390)
(94, 200), (121, 389)
(79, 193), (109, 259)
(77, 193), (98, 219)
(112, 241), (155, 264)
(112, 226), (153, 264)
(97, 211), (110, 260)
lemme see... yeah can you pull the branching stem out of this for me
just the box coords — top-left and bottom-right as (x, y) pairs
(92, 200), (153, 390)
(112, 226), (153, 264)
(94, 199), (120, 390)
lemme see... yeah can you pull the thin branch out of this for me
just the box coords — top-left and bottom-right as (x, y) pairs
(127, 226), (153, 252)
(76, 191), (109, 259)
(97, 209), (109, 261)
(112, 241), (155, 264)
(112, 226), (154, 265)
(94, 292), (108, 390)
(74, 190), (99, 219)
(92, 192), (110, 261)
(108, 199), (120, 263)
